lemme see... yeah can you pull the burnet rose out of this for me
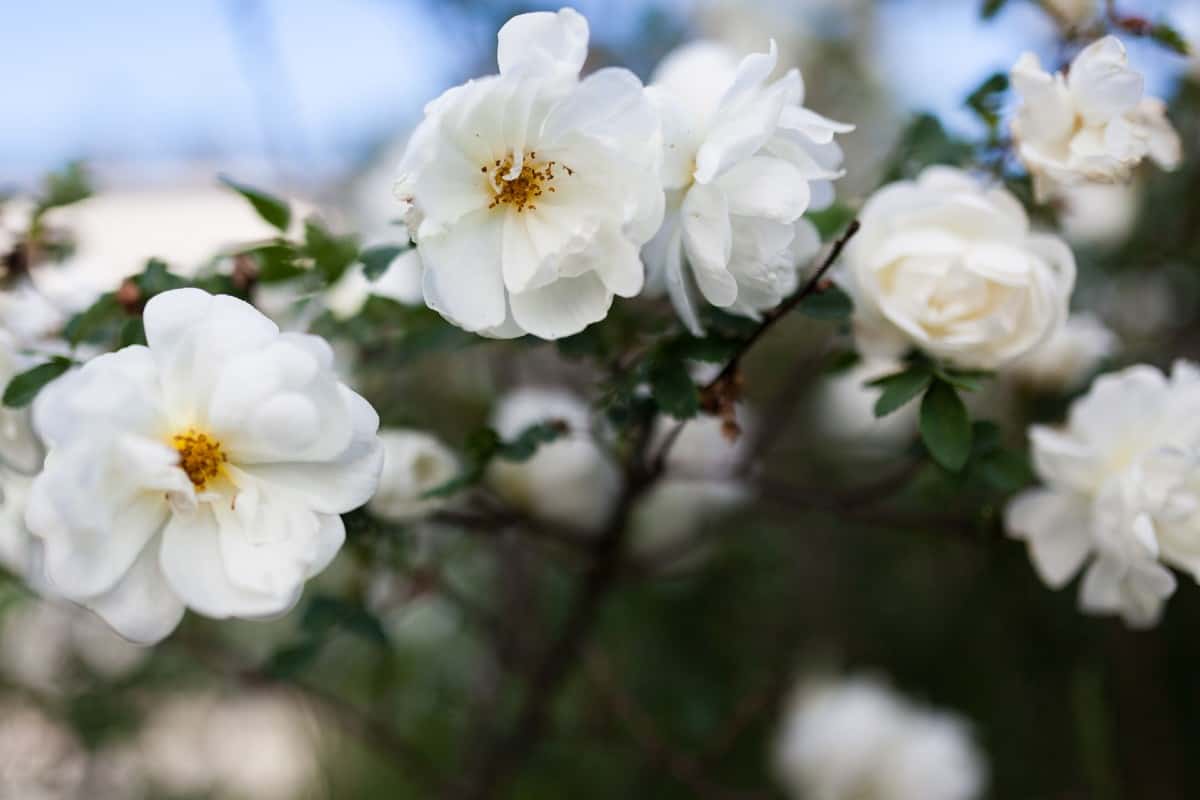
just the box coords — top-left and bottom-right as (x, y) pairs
(643, 40), (850, 334)
(394, 7), (663, 340)
(775, 676), (985, 800)
(1011, 36), (1181, 201)
(842, 166), (1075, 370)
(25, 288), (383, 644)
(1005, 362), (1200, 627)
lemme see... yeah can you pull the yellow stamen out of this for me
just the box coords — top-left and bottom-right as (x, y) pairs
(484, 152), (568, 213)
(171, 429), (228, 490)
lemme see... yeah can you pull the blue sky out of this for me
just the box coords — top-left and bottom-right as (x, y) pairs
(0, 0), (1192, 190)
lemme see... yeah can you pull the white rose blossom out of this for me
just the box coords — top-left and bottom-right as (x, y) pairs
(1006, 362), (1200, 627)
(1011, 36), (1181, 201)
(775, 675), (986, 800)
(25, 288), (383, 644)
(643, 40), (850, 334)
(367, 429), (460, 522)
(842, 166), (1076, 370)
(394, 7), (664, 340)
(486, 388), (620, 532)
(1006, 311), (1117, 392)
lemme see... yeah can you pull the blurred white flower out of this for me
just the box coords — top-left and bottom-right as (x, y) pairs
(0, 331), (42, 475)
(842, 166), (1075, 370)
(1011, 36), (1181, 201)
(815, 359), (919, 451)
(1057, 181), (1139, 247)
(775, 676), (985, 800)
(631, 411), (753, 564)
(0, 698), (87, 800)
(140, 691), (319, 800)
(395, 8), (664, 340)
(486, 388), (620, 532)
(1006, 362), (1200, 627)
(0, 598), (146, 693)
(368, 429), (460, 522)
(26, 288), (383, 644)
(1042, 0), (1098, 27)
(1006, 312), (1117, 392)
(643, 40), (849, 334)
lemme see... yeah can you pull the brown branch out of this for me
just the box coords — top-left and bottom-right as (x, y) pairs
(704, 219), (860, 396)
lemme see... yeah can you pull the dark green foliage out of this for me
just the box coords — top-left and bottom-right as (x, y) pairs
(2, 356), (73, 407)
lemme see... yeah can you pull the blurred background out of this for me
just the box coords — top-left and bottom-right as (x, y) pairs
(2, 0), (1200, 798)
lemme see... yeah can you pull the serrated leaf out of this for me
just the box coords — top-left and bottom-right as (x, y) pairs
(304, 219), (359, 285)
(871, 367), (932, 417)
(359, 244), (407, 281)
(219, 175), (291, 231)
(498, 421), (567, 462)
(133, 259), (187, 297)
(649, 358), (699, 419)
(117, 317), (146, 348)
(1149, 23), (1190, 55)
(920, 379), (972, 471)
(247, 243), (305, 283)
(3, 358), (73, 408)
(65, 293), (122, 346)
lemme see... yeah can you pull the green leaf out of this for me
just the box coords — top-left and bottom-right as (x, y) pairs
(359, 244), (408, 281)
(648, 358), (699, 419)
(34, 162), (91, 218)
(263, 640), (324, 679)
(981, 0), (1009, 19)
(3, 358), (73, 408)
(806, 204), (856, 241)
(117, 317), (146, 348)
(132, 259), (187, 297)
(936, 366), (991, 392)
(1149, 23), (1190, 55)
(920, 379), (972, 471)
(304, 219), (359, 285)
(219, 175), (291, 231)
(497, 421), (568, 462)
(246, 243), (305, 283)
(965, 72), (1010, 128)
(797, 285), (853, 320)
(64, 293), (123, 346)
(882, 114), (974, 182)
(977, 449), (1034, 492)
(871, 366), (932, 417)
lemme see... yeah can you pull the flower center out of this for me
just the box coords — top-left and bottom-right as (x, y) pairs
(172, 429), (227, 490)
(483, 151), (571, 213)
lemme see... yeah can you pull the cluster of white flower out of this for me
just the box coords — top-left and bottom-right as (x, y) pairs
(774, 675), (986, 800)
(1006, 362), (1200, 627)
(842, 166), (1076, 370)
(394, 8), (852, 340)
(1011, 36), (1180, 201)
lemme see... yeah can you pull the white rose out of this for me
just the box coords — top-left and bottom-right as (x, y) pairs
(486, 388), (620, 532)
(1006, 312), (1117, 392)
(1010, 36), (1181, 201)
(1057, 182), (1139, 247)
(1005, 362), (1200, 627)
(368, 429), (460, 522)
(775, 676), (986, 800)
(25, 288), (383, 644)
(394, 8), (664, 340)
(842, 166), (1075, 370)
(643, 40), (850, 334)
